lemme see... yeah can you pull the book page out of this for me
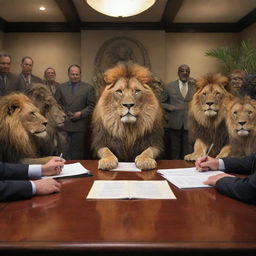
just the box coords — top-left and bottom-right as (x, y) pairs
(129, 180), (176, 199)
(43, 162), (90, 179)
(110, 162), (141, 172)
(158, 167), (223, 189)
(86, 180), (129, 199)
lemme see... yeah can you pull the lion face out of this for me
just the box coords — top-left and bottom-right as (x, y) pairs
(227, 99), (256, 137)
(198, 83), (227, 117)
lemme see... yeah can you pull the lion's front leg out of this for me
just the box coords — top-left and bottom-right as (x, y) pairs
(20, 156), (55, 164)
(97, 147), (118, 170)
(184, 139), (207, 161)
(135, 147), (159, 170)
(216, 145), (231, 158)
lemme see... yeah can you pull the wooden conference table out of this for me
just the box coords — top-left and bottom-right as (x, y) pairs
(0, 160), (256, 256)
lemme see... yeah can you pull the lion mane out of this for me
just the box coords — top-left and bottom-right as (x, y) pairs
(225, 97), (256, 157)
(91, 62), (164, 170)
(26, 83), (66, 156)
(184, 73), (233, 161)
(0, 93), (48, 163)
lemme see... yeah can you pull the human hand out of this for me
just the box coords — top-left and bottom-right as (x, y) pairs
(195, 155), (219, 171)
(34, 178), (61, 195)
(203, 173), (235, 186)
(42, 157), (65, 176)
(70, 111), (81, 120)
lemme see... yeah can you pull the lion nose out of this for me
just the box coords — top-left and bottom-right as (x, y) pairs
(238, 121), (246, 125)
(206, 102), (214, 106)
(123, 103), (134, 109)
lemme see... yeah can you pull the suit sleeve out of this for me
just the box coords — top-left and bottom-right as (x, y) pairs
(215, 174), (256, 204)
(0, 180), (33, 202)
(223, 155), (255, 174)
(81, 85), (96, 119)
(0, 162), (29, 180)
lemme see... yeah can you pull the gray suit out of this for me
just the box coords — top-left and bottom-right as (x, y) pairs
(55, 81), (96, 159)
(162, 79), (195, 159)
(0, 73), (19, 96)
(16, 74), (43, 92)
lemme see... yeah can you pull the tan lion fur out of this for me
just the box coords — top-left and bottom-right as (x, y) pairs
(91, 62), (164, 170)
(225, 97), (256, 157)
(0, 93), (49, 163)
(26, 83), (67, 156)
(184, 73), (233, 161)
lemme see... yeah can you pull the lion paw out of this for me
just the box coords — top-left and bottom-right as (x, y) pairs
(184, 153), (203, 162)
(135, 155), (157, 170)
(98, 156), (118, 170)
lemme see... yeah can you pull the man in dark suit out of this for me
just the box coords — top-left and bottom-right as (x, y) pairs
(161, 64), (196, 159)
(0, 52), (19, 96)
(195, 155), (256, 204)
(55, 64), (96, 160)
(16, 56), (43, 92)
(0, 157), (64, 202)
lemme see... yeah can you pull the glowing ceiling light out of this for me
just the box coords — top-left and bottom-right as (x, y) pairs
(86, 0), (156, 17)
(39, 6), (46, 11)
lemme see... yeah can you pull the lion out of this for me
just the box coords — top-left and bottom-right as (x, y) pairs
(26, 83), (67, 156)
(184, 73), (233, 161)
(91, 62), (164, 170)
(223, 97), (256, 157)
(0, 93), (52, 164)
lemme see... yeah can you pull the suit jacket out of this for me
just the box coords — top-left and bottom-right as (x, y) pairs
(55, 81), (96, 132)
(0, 72), (19, 96)
(17, 73), (43, 92)
(162, 79), (195, 130)
(215, 155), (256, 204)
(0, 162), (33, 201)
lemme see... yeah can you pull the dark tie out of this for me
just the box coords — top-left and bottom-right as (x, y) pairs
(71, 83), (78, 94)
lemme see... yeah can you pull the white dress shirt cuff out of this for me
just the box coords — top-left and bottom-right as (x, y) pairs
(218, 159), (225, 170)
(30, 181), (36, 195)
(28, 165), (42, 179)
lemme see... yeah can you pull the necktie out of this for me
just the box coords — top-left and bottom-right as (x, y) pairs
(1, 75), (6, 90)
(181, 83), (187, 98)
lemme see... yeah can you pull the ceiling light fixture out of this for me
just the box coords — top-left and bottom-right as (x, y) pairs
(39, 6), (46, 11)
(85, 0), (156, 17)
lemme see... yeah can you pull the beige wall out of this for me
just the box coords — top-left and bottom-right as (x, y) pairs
(0, 31), (3, 49)
(81, 30), (166, 84)
(3, 33), (81, 83)
(165, 33), (239, 83)
(240, 23), (256, 45)
(1, 26), (255, 84)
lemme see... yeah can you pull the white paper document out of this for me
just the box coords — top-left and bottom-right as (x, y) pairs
(157, 167), (224, 189)
(110, 162), (141, 172)
(43, 162), (90, 179)
(86, 180), (176, 199)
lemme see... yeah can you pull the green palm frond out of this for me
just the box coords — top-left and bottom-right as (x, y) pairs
(205, 39), (256, 75)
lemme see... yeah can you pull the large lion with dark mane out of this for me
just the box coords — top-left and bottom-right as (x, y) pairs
(26, 83), (66, 156)
(223, 97), (256, 157)
(0, 93), (52, 164)
(91, 63), (164, 170)
(184, 73), (233, 161)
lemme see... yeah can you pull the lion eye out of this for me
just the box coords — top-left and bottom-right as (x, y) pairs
(233, 111), (237, 115)
(115, 89), (122, 95)
(202, 92), (206, 96)
(216, 92), (220, 96)
(135, 89), (141, 95)
(248, 110), (253, 115)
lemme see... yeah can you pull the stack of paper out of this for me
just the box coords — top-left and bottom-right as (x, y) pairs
(43, 162), (91, 179)
(157, 167), (224, 189)
(86, 180), (176, 199)
(111, 162), (141, 172)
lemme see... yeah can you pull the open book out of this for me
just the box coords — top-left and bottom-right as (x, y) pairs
(157, 167), (224, 189)
(86, 180), (176, 199)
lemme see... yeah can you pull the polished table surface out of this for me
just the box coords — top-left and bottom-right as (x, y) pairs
(0, 160), (256, 256)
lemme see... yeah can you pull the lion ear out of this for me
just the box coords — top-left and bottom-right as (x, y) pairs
(7, 103), (20, 115)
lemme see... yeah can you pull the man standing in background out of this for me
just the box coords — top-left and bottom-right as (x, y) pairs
(17, 56), (43, 92)
(162, 64), (196, 159)
(43, 67), (60, 95)
(55, 65), (96, 160)
(0, 52), (19, 96)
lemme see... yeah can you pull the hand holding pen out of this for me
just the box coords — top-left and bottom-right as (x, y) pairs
(41, 156), (65, 176)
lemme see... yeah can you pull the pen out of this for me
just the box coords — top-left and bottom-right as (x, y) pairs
(205, 143), (214, 156)
(59, 153), (63, 172)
